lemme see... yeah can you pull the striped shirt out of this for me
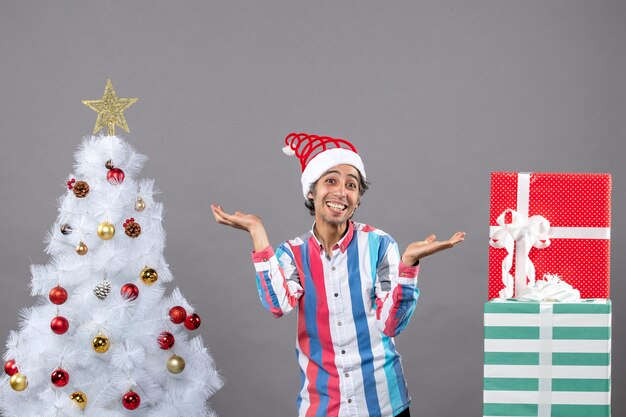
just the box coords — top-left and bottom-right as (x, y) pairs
(251, 221), (420, 417)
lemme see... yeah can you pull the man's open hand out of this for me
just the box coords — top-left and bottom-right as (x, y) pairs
(211, 204), (270, 251)
(401, 231), (465, 266)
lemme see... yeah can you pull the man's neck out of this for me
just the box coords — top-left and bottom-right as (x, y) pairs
(313, 219), (349, 255)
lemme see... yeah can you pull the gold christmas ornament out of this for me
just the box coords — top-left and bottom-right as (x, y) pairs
(140, 267), (158, 286)
(9, 372), (28, 391)
(92, 334), (110, 353)
(70, 391), (88, 410)
(76, 241), (88, 256)
(97, 221), (115, 240)
(82, 79), (138, 135)
(166, 354), (186, 374)
(135, 197), (146, 212)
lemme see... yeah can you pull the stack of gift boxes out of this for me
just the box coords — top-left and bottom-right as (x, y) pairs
(484, 172), (612, 417)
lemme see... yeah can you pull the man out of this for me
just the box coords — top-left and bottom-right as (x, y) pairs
(211, 133), (464, 417)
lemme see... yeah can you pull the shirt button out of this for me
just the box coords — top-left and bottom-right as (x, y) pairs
(334, 293), (339, 297)
(347, 399), (352, 404)
(341, 350), (346, 354)
(337, 321), (342, 326)
(331, 266), (336, 271)
(344, 372), (349, 377)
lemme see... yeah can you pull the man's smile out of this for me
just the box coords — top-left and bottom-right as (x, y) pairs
(325, 201), (348, 213)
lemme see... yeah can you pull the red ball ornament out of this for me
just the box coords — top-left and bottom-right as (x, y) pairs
(157, 332), (175, 350)
(50, 316), (69, 335)
(4, 359), (18, 376)
(120, 283), (139, 301)
(107, 168), (125, 185)
(122, 390), (141, 410)
(49, 286), (68, 305)
(169, 306), (187, 324)
(184, 313), (201, 330)
(51, 368), (69, 387)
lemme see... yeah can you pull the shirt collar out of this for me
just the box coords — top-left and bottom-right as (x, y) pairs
(310, 220), (355, 254)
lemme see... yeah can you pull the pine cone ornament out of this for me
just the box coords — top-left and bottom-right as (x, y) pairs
(93, 279), (112, 300)
(123, 218), (141, 238)
(72, 181), (90, 198)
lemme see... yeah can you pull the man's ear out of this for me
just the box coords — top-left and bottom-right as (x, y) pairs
(307, 191), (314, 200)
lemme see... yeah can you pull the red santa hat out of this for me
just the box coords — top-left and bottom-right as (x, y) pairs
(282, 132), (367, 199)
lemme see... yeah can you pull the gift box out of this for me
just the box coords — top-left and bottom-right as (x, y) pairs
(489, 172), (611, 299)
(483, 299), (611, 417)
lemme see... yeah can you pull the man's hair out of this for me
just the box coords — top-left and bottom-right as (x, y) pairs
(304, 173), (370, 216)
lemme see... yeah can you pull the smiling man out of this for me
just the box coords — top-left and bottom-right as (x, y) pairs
(211, 133), (464, 417)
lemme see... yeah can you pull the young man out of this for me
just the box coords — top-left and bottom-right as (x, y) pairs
(211, 133), (464, 417)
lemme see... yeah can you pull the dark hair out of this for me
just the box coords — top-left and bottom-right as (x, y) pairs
(304, 173), (370, 216)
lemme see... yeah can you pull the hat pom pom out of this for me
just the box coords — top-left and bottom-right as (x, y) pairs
(282, 145), (296, 156)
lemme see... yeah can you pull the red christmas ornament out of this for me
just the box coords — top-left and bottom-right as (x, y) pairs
(169, 306), (187, 324)
(66, 178), (76, 190)
(50, 316), (69, 335)
(122, 390), (141, 410)
(120, 283), (139, 301)
(184, 313), (201, 330)
(49, 286), (68, 305)
(107, 168), (125, 185)
(51, 368), (69, 387)
(4, 359), (18, 376)
(157, 332), (175, 350)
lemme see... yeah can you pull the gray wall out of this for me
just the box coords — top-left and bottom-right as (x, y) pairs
(1, 1), (624, 416)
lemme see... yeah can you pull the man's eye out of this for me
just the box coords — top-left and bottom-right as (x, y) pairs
(325, 178), (335, 184)
(347, 183), (357, 189)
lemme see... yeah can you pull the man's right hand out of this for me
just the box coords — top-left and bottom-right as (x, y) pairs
(211, 204), (270, 251)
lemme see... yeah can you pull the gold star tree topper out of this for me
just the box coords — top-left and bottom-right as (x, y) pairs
(82, 79), (138, 135)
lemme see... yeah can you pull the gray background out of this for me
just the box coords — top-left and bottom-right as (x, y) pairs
(1, 1), (624, 416)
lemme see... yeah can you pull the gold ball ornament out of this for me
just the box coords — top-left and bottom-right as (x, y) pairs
(9, 372), (28, 391)
(70, 391), (88, 410)
(166, 354), (186, 374)
(140, 267), (158, 286)
(76, 241), (88, 256)
(92, 334), (110, 353)
(97, 221), (115, 240)
(135, 197), (146, 212)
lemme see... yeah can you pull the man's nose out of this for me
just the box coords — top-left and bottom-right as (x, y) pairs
(335, 184), (347, 197)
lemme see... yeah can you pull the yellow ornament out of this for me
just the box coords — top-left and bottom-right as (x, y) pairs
(140, 267), (158, 286)
(82, 79), (138, 136)
(92, 334), (110, 353)
(9, 373), (28, 391)
(97, 221), (115, 240)
(70, 391), (88, 410)
(135, 197), (146, 212)
(76, 241), (88, 256)
(167, 354), (186, 374)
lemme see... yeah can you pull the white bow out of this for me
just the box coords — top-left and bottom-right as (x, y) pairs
(490, 209), (551, 298)
(517, 273), (581, 302)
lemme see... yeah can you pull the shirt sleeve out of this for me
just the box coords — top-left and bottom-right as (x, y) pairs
(251, 243), (304, 318)
(374, 238), (420, 337)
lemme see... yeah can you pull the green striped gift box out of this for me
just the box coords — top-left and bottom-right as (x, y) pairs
(483, 299), (611, 417)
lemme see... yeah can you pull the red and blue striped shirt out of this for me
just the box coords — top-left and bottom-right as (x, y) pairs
(251, 221), (419, 417)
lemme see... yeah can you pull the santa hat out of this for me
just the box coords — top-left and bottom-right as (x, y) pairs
(282, 132), (366, 199)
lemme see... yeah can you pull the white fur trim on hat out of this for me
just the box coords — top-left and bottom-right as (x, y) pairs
(301, 148), (366, 199)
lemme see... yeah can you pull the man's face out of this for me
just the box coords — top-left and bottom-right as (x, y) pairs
(309, 164), (361, 227)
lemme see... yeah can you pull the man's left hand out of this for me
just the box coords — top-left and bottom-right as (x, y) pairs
(401, 231), (465, 266)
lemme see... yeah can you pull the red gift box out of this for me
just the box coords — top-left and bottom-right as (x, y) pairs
(488, 172), (611, 299)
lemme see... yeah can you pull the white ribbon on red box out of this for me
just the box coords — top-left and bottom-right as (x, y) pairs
(489, 172), (611, 298)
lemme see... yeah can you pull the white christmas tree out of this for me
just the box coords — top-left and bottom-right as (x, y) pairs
(0, 82), (222, 416)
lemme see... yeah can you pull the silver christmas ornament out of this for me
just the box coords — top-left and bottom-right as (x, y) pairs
(93, 279), (112, 300)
